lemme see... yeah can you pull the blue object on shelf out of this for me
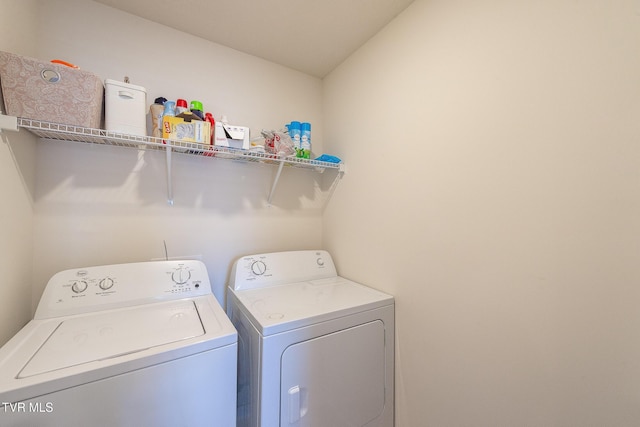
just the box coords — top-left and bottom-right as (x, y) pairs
(314, 154), (342, 163)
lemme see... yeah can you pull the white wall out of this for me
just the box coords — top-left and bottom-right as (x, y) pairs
(5, 0), (640, 425)
(16, 0), (328, 313)
(0, 0), (38, 346)
(323, 0), (640, 425)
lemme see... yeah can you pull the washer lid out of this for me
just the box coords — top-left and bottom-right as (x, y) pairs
(231, 276), (394, 336)
(19, 300), (204, 378)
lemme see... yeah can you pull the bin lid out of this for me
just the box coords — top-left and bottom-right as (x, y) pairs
(104, 78), (147, 93)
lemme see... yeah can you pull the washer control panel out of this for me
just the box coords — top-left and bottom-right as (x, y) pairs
(229, 250), (337, 291)
(35, 260), (212, 319)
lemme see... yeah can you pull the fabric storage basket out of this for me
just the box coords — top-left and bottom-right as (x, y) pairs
(0, 51), (104, 128)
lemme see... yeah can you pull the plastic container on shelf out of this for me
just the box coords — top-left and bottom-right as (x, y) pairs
(105, 79), (147, 136)
(175, 99), (188, 115)
(204, 112), (215, 144)
(190, 100), (204, 120)
(300, 122), (311, 159)
(289, 121), (301, 157)
(150, 97), (167, 138)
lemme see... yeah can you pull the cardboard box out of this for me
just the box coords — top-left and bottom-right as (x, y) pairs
(214, 122), (250, 150)
(162, 115), (211, 145)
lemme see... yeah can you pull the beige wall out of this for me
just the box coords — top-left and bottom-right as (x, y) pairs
(323, 0), (640, 425)
(4, 0), (640, 425)
(28, 0), (328, 308)
(0, 0), (38, 346)
(0, 0), (328, 332)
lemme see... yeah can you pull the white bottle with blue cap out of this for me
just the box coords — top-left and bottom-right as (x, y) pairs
(301, 122), (311, 159)
(289, 121), (302, 157)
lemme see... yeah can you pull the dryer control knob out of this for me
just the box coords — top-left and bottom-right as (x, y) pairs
(251, 261), (267, 275)
(99, 278), (114, 290)
(172, 268), (191, 285)
(71, 280), (88, 293)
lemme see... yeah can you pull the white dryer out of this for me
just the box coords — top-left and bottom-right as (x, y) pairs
(0, 260), (237, 427)
(227, 250), (394, 427)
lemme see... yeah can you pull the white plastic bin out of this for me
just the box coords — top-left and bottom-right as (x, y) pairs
(105, 79), (147, 136)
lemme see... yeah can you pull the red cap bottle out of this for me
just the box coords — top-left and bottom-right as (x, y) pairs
(176, 98), (188, 115)
(204, 113), (215, 145)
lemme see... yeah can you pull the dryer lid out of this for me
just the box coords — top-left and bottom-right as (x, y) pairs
(231, 276), (394, 336)
(19, 300), (204, 378)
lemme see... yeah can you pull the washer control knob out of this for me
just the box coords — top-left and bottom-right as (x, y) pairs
(99, 278), (114, 290)
(317, 258), (325, 266)
(251, 260), (267, 275)
(71, 280), (88, 293)
(172, 267), (191, 285)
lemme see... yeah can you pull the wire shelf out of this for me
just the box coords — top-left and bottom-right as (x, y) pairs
(10, 116), (344, 205)
(16, 117), (344, 172)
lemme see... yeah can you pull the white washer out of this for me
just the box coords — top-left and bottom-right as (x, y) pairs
(0, 260), (237, 427)
(227, 250), (394, 427)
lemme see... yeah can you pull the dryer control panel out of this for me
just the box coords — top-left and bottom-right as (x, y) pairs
(229, 250), (337, 291)
(35, 260), (212, 319)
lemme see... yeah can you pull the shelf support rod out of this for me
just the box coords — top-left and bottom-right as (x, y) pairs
(165, 145), (174, 206)
(267, 159), (285, 206)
